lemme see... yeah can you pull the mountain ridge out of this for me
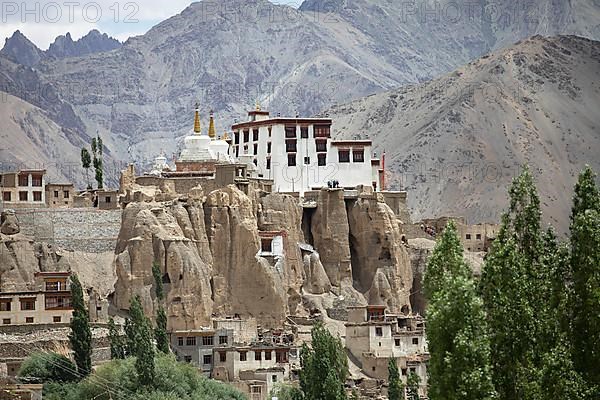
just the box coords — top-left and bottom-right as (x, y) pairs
(326, 35), (600, 234)
(0, 29), (121, 67)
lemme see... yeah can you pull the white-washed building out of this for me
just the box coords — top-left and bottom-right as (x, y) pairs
(230, 107), (383, 194)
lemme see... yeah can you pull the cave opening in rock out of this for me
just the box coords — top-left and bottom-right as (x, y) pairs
(301, 207), (315, 246)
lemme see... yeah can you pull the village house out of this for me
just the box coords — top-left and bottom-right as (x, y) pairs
(45, 183), (75, 208)
(416, 217), (499, 252)
(345, 305), (428, 397)
(0, 170), (47, 208)
(170, 316), (299, 400)
(0, 272), (73, 326)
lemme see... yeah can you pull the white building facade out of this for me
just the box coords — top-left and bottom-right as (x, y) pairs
(230, 109), (382, 194)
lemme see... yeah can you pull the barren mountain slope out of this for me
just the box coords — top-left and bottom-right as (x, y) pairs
(2, 0), (599, 189)
(0, 93), (95, 185)
(327, 35), (600, 234)
(35, 0), (600, 165)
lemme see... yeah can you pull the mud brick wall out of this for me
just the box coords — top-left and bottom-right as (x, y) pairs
(14, 208), (122, 253)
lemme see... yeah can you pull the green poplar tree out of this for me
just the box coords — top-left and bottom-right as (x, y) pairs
(299, 322), (348, 400)
(152, 262), (169, 354)
(80, 148), (92, 190)
(406, 373), (420, 400)
(91, 136), (103, 189)
(155, 306), (169, 354)
(108, 317), (126, 359)
(480, 167), (544, 400)
(425, 221), (496, 400)
(569, 167), (600, 388)
(68, 274), (92, 377)
(152, 262), (164, 301)
(388, 358), (404, 400)
(127, 295), (155, 386)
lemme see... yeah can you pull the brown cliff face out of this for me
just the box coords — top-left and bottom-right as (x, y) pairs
(347, 193), (413, 313)
(111, 185), (415, 328)
(310, 189), (353, 287)
(113, 201), (213, 330)
(204, 186), (288, 327)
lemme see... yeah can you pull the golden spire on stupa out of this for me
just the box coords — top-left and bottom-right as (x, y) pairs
(255, 100), (261, 111)
(208, 110), (216, 139)
(193, 102), (201, 134)
(222, 131), (229, 140)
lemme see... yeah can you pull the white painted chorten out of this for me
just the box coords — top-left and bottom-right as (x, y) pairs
(179, 104), (214, 163)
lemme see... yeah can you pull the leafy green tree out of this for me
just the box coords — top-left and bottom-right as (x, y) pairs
(423, 221), (471, 299)
(569, 167), (600, 388)
(69, 274), (92, 377)
(128, 295), (156, 386)
(299, 322), (348, 400)
(152, 262), (164, 301)
(155, 306), (169, 354)
(425, 221), (496, 400)
(388, 358), (404, 400)
(152, 262), (169, 354)
(18, 352), (79, 383)
(480, 167), (544, 400)
(124, 317), (135, 356)
(91, 136), (103, 189)
(108, 317), (126, 359)
(80, 148), (92, 190)
(270, 383), (304, 400)
(43, 354), (246, 400)
(406, 373), (420, 400)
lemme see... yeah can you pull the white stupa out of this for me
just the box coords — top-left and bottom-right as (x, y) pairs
(207, 110), (232, 162)
(179, 104), (214, 162)
(149, 153), (171, 176)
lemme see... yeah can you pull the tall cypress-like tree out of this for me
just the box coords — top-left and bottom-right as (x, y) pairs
(80, 148), (92, 190)
(152, 262), (164, 301)
(388, 358), (404, 400)
(480, 167), (543, 400)
(425, 221), (496, 400)
(108, 317), (126, 359)
(152, 262), (169, 354)
(406, 373), (420, 400)
(91, 136), (103, 189)
(155, 306), (169, 354)
(569, 167), (600, 388)
(68, 274), (92, 377)
(299, 322), (348, 400)
(127, 295), (155, 386)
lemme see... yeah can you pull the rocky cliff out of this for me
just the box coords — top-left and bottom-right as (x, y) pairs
(110, 185), (413, 328)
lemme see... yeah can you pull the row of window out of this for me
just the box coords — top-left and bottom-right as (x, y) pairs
(465, 233), (482, 240)
(2, 316), (63, 325)
(0, 296), (72, 311)
(53, 190), (70, 198)
(177, 335), (228, 347)
(15, 175), (43, 187)
(2, 191), (43, 202)
(0, 299), (36, 311)
(196, 349), (286, 365)
(233, 125), (331, 145)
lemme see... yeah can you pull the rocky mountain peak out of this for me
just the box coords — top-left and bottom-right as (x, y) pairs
(47, 29), (121, 59)
(0, 30), (44, 67)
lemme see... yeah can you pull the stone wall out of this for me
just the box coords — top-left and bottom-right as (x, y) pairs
(14, 208), (122, 253)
